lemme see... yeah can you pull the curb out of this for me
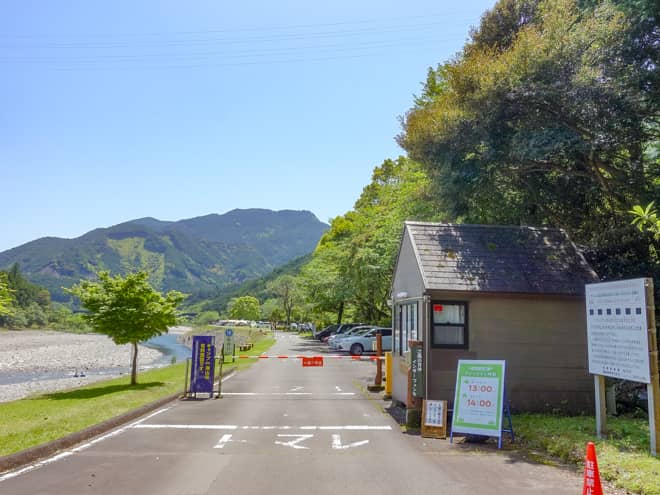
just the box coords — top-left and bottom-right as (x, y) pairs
(0, 392), (181, 475)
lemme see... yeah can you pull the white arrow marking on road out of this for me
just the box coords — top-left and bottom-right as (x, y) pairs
(335, 386), (342, 392)
(214, 434), (247, 449)
(331, 434), (369, 450)
(214, 434), (233, 449)
(275, 434), (313, 449)
(290, 386), (304, 392)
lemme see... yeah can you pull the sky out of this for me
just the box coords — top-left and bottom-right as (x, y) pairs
(1, 0), (495, 253)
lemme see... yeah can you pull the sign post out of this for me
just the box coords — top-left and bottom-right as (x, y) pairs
(585, 278), (658, 455)
(224, 328), (235, 363)
(190, 335), (216, 398)
(451, 360), (506, 447)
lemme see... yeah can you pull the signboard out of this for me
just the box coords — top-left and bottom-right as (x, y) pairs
(191, 335), (216, 394)
(586, 278), (650, 383)
(422, 400), (448, 439)
(411, 343), (424, 398)
(302, 356), (324, 367)
(224, 328), (235, 359)
(451, 360), (505, 438)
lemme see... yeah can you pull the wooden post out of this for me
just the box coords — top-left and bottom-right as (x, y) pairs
(594, 374), (607, 438)
(645, 279), (659, 456)
(375, 333), (383, 387)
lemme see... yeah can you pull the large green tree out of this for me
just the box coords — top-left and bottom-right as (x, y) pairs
(299, 157), (440, 324)
(0, 273), (14, 317)
(228, 295), (260, 321)
(398, 0), (659, 290)
(68, 271), (186, 384)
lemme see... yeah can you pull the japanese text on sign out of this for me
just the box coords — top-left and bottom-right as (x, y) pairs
(586, 278), (650, 383)
(451, 360), (505, 438)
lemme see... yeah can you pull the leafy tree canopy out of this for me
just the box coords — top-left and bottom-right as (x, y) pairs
(67, 271), (186, 384)
(228, 295), (260, 321)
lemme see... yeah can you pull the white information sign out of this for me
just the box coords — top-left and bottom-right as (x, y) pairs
(585, 278), (650, 384)
(424, 400), (445, 427)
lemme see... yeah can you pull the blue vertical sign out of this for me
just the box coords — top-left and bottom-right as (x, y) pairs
(191, 335), (216, 394)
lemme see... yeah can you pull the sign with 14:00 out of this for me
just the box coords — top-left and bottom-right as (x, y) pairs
(451, 360), (505, 438)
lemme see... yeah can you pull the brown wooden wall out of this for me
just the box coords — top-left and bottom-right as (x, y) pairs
(426, 292), (594, 414)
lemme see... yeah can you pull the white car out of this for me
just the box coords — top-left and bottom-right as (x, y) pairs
(336, 328), (392, 355)
(327, 325), (374, 350)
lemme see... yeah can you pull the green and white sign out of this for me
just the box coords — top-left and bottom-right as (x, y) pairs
(451, 360), (506, 438)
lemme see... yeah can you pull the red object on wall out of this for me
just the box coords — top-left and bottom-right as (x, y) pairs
(433, 304), (443, 312)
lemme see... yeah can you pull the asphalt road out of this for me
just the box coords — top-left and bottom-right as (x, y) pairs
(1, 332), (584, 494)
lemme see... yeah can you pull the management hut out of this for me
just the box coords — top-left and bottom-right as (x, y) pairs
(390, 221), (600, 417)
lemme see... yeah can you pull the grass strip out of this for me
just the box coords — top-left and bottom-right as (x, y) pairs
(0, 336), (276, 457)
(512, 413), (660, 495)
(0, 363), (187, 457)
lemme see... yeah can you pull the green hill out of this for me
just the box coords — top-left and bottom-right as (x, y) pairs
(0, 209), (328, 302)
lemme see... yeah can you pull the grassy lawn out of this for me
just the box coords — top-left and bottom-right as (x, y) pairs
(0, 333), (275, 457)
(512, 413), (660, 495)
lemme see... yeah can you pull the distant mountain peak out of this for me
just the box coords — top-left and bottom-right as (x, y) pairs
(0, 209), (328, 303)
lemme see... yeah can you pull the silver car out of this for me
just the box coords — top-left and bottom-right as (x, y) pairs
(336, 328), (392, 355)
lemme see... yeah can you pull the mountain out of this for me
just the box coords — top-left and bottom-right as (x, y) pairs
(0, 209), (328, 302)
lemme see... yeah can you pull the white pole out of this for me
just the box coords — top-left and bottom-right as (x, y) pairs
(594, 374), (606, 438)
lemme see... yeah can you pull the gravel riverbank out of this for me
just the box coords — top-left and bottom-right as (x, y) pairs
(0, 330), (165, 403)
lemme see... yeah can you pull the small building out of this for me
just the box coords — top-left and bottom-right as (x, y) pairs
(391, 222), (599, 414)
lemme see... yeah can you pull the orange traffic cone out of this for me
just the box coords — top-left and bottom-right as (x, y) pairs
(582, 442), (603, 495)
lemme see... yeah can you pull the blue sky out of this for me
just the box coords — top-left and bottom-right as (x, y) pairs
(1, 0), (495, 252)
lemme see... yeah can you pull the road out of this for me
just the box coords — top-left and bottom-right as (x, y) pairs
(1, 332), (583, 494)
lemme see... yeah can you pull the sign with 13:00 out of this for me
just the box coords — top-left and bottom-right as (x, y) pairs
(451, 360), (505, 438)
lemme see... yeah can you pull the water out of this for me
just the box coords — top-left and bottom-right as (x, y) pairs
(143, 333), (192, 366)
(0, 333), (192, 387)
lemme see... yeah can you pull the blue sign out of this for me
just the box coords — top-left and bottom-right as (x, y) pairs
(191, 335), (216, 395)
(225, 328), (233, 337)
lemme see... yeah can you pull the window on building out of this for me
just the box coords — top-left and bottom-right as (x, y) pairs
(395, 301), (418, 356)
(431, 302), (467, 348)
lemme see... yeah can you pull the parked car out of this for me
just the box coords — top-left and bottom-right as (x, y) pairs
(327, 325), (374, 350)
(336, 328), (392, 355)
(315, 324), (341, 341)
(318, 323), (362, 342)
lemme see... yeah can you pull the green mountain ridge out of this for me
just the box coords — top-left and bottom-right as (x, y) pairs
(0, 209), (328, 302)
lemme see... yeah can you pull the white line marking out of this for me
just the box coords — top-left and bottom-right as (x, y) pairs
(335, 386), (342, 392)
(274, 434), (313, 450)
(214, 434), (233, 449)
(331, 434), (369, 450)
(319, 426), (392, 430)
(0, 407), (171, 483)
(133, 424), (392, 431)
(290, 386), (304, 392)
(136, 424), (238, 430)
(221, 392), (355, 396)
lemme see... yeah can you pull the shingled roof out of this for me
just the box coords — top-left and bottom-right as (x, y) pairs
(403, 222), (599, 296)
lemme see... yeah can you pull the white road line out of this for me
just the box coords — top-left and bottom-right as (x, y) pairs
(221, 392), (355, 396)
(133, 424), (392, 431)
(335, 386), (342, 392)
(0, 407), (171, 483)
(214, 434), (233, 449)
(332, 434), (369, 449)
(274, 434), (313, 450)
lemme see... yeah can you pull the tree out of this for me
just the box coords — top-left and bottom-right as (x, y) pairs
(630, 202), (660, 240)
(67, 271), (186, 384)
(268, 275), (298, 328)
(228, 296), (260, 321)
(0, 273), (14, 317)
